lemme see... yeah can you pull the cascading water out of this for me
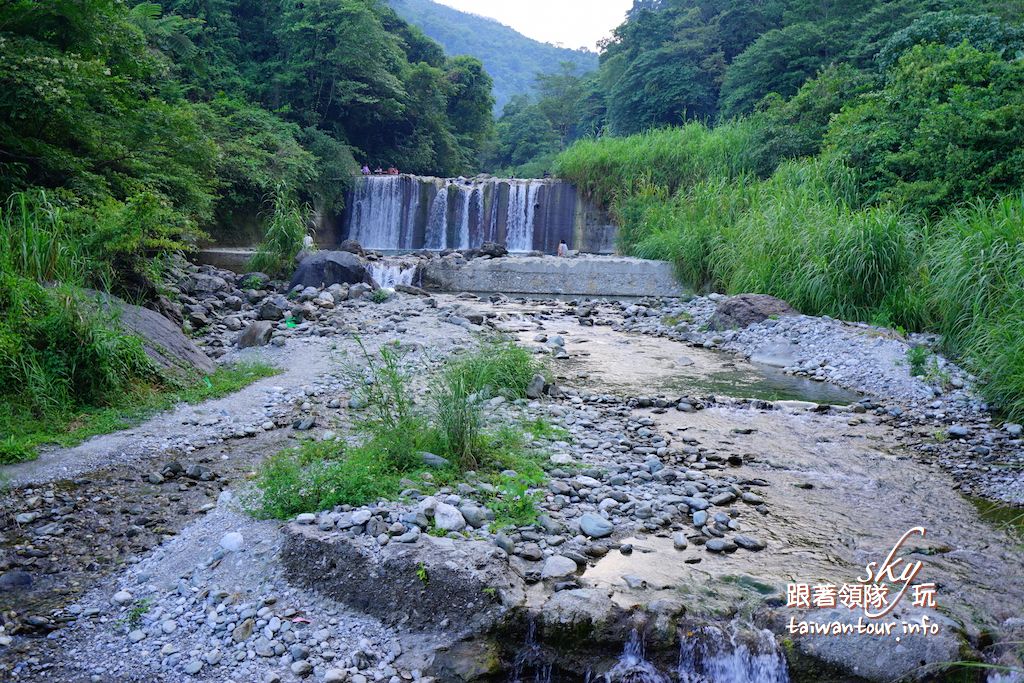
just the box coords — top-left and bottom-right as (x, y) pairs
(367, 259), (418, 289)
(676, 623), (789, 683)
(338, 175), (615, 253)
(509, 620), (553, 683)
(603, 630), (670, 683)
(425, 186), (448, 250)
(505, 181), (543, 252)
(346, 175), (420, 250)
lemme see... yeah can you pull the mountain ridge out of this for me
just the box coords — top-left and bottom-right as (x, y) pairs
(387, 0), (598, 113)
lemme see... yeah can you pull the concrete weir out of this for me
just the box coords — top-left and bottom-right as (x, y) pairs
(421, 255), (689, 298)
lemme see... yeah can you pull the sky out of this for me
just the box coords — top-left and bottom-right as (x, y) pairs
(432, 0), (633, 51)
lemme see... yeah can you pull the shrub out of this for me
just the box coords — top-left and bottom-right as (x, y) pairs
(247, 188), (313, 279)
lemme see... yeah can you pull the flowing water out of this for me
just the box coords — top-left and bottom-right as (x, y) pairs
(367, 259), (418, 289)
(341, 175), (615, 253)
(676, 624), (789, 683)
(602, 630), (670, 683)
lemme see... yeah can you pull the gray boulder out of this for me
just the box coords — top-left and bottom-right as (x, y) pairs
(258, 296), (289, 321)
(95, 292), (214, 375)
(708, 294), (797, 331)
(290, 251), (371, 290)
(339, 239), (365, 256)
(579, 513), (614, 539)
(237, 321), (274, 349)
(478, 241), (508, 258)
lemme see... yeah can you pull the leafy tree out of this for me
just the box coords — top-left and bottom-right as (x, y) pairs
(748, 63), (870, 176)
(876, 11), (1024, 70)
(718, 22), (836, 119)
(827, 43), (1024, 212)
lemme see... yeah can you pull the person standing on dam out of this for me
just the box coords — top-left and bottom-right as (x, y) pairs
(557, 239), (569, 257)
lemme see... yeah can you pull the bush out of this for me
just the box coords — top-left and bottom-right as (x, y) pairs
(827, 44), (1024, 213)
(247, 189), (313, 279)
(251, 339), (554, 516)
(554, 121), (757, 209)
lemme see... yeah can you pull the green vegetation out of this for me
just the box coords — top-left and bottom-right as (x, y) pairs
(907, 346), (930, 377)
(1, 361), (278, 464)
(1, 0), (495, 454)
(250, 340), (550, 520)
(485, 475), (541, 530)
(550, 16), (1024, 421)
(247, 190), (313, 279)
(386, 0), (597, 114)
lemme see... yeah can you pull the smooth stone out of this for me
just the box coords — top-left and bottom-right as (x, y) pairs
(541, 555), (579, 580)
(579, 513), (614, 539)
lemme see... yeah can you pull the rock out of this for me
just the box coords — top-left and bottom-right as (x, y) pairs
(349, 282), (373, 299)
(541, 555), (579, 580)
(948, 425), (971, 439)
(324, 669), (348, 683)
(478, 241), (509, 258)
(705, 538), (737, 553)
(92, 292), (214, 375)
(525, 374), (547, 399)
(351, 510), (372, 525)
(290, 251), (371, 289)
(708, 294), (797, 331)
(128, 629), (146, 643)
(232, 618), (254, 643)
(220, 532), (244, 552)
(111, 590), (133, 605)
(339, 239), (365, 256)
(0, 571), (32, 591)
(421, 452), (450, 468)
(291, 660), (313, 676)
(292, 416), (316, 431)
(579, 513), (614, 539)
(1006, 423), (1022, 437)
(672, 533), (689, 550)
(733, 535), (767, 551)
(434, 502), (467, 532)
(183, 660), (203, 675)
(258, 296), (289, 321)
(237, 320), (274, 348)
(188, 273), (228, 294)
(296, 513), (316, 525)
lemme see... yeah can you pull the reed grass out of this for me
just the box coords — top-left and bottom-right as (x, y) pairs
(556, 124), (1024, 420)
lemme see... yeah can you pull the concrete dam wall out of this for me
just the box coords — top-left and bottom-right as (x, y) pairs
(332, 175), (617, 254)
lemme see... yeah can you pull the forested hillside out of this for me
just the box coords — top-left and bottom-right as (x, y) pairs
(0, 0), (492, 460)
(544, 0), (1024, 420)
(387, 0), (597, 113)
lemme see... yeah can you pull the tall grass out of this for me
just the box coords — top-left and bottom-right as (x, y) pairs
(247, 188), (312, 278)
(554, 120), (758, 209)
(555, 126), (1024, 420)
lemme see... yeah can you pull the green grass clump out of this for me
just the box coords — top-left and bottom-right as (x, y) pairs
(485, 475), (541, 530)
(247, 189), (312, 279)
(1, 362), (278, 464)
(251, 340), (553, 518)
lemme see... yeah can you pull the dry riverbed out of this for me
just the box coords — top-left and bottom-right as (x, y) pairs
(1, 258), (1022, 682)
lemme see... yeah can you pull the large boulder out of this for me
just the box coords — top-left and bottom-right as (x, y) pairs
(290, 251), (371, 290)
(237, 321), (274, 348)
(95, 293), (214, 375)
(478, 241), (508, 258)
(708, 294), (797, 331)
(339, 239), (365, 256)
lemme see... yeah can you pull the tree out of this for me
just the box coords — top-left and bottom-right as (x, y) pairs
(827, 43), (1024, 212)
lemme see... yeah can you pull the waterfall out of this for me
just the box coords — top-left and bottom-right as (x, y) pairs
(425, 186), (448, 250)
(368, 259), (417, 289)
(603, 630), (670, 683)
(506, 180), (542, 252)
(509, 620), (553, 683)
(347, 176), (419, 250)
(676, 623), (789, 683)
(340, 174), (617, 253)
(458, 187), (473, 249)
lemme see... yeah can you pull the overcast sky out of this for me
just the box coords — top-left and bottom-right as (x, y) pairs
(432, 0), (633, 51)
